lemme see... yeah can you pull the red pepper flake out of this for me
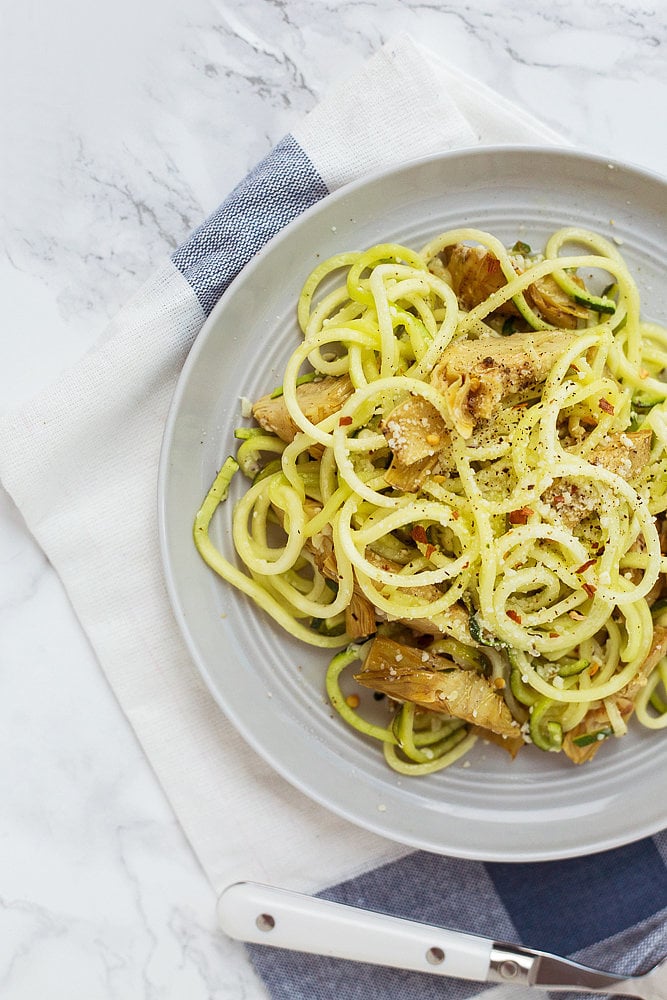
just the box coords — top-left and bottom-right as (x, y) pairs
(599, 398), (614, 415)
(338, 415), (353, 426)
(424, 544), (436, 560)
(549, 632), (560, 639)
(576, 559), (596, 574)
(451, 510), (460, 520)
(509, 506), (534, 525)
(551, 494), (565, 505)
(506, 610), (522, 624)
(411, 525), (428, 545)
(583, 582), (597, 599)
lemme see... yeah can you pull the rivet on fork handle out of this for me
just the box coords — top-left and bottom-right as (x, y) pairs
(489, 945), (536, 986)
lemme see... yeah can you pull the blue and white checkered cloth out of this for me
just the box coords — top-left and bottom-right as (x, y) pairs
(0, 35), (664, 998)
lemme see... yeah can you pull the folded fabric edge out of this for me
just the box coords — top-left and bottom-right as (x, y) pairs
(293, 34), (566, 192)
(414, 39), (566, 146)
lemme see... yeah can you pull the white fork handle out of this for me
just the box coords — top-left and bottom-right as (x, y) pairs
(217, 881), (494, 980)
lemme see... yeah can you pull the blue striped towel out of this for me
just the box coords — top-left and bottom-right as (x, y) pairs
(0, 35), (663, 998)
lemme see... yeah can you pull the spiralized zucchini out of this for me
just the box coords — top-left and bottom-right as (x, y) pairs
(195, 227), (667, 774)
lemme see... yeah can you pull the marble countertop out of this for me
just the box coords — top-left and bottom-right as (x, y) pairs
(2, 1), (666, 996)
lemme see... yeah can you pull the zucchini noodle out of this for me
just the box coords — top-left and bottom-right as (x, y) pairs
(195, 226), (667, 773)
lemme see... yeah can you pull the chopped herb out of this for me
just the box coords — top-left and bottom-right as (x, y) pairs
(573, 727), (612, 747)
(468, 610), (507, 649)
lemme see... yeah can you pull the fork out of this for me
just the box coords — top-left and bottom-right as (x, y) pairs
(218, 882), (666, 999)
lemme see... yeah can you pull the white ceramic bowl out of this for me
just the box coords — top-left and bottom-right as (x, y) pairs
(159, 146), (667, 861)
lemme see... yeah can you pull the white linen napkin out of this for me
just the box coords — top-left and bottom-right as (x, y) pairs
(0, 36), (563, 896)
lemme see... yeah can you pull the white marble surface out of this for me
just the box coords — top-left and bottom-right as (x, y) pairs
(1, 1), (666, 996)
